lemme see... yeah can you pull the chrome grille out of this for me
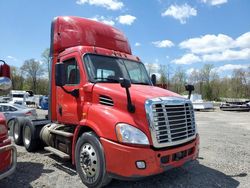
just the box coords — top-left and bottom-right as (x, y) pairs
(145, 97), (196, 148)
(99, 95), (114, 106)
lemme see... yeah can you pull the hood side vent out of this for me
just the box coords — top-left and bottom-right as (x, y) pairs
(99, 95), (114, 106)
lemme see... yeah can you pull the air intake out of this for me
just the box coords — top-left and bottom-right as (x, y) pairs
(99, 95), (114, 106)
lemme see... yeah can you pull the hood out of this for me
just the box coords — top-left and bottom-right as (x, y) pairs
(92, 83), (185, 142)
(93, 83), (182, 104)
(131, 84), (182, 100)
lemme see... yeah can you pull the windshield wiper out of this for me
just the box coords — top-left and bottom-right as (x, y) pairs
(94, 77), (120, 83)
(132, 82), (150, 85)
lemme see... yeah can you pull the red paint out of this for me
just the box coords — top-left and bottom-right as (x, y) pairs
(101, 135), (199, 177)
(0, 62), (17, 179)
(0, 62), (10, 78)
(49, 16), (199, 179)
(0, 113), (16, 179)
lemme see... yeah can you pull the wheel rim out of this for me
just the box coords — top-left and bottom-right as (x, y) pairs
(24, 126), (31, 146)
(80, 143), (100, 183)
(8, 120), (15, 136)
(14, 122), (19, 140)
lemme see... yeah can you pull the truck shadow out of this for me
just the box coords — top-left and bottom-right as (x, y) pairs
(0, 162), (54, 188)
(107, 161), (241, 188)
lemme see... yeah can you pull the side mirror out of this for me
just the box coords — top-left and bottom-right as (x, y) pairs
(185, 84), (194, 99)
(55, 63), (66, 86)
(151, 74), (156, 86)
(119, 78), (135, 113)
(185, 84), (194, 92)
(119, 78), (131, 88)
(0, 77), (12, 91)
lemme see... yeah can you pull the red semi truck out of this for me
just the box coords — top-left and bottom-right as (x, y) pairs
(0, 60), (17, 180)
(12, 16), (199, 187)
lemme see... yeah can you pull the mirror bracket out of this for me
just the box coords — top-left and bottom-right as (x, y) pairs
(119, 78), (135, 113)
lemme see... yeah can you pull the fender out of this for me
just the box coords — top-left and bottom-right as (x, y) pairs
(71, 105), (139, 164)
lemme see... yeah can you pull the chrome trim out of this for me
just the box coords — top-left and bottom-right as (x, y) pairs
(0, 144), (17, 180)
(145, 97), (196, 148)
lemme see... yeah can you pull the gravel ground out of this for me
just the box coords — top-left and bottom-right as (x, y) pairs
(0, 108), (249, 188)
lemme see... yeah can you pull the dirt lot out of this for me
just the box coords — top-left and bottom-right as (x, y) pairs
(1, 109), (250, 188)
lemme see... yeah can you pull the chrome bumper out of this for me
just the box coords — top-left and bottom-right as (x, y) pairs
(0, 144), (17, 180)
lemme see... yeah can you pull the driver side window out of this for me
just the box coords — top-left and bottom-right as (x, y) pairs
(63, 58), (80, 85)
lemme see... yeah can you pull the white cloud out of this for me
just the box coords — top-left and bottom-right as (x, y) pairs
(144, 63), (160, 76)
(202, 48), (250, 62)
(235, 32), (250, 48)
(214, 64), (249, 73)
(7, 55), (17, 61)
(135, 42), (141, 47)
(116, 15), (136, 25)
(89, 16), (115, 26)
(201, 0), (228, 6)
(76, 0), (123, 10)
(186, 68), (198, 75)
(180, 34), (234, 54)
(161, 4), (197, 24)
(174, 32), (250, 64)
(179, 32), (250, 54)
(172, 53), (201, 65)
(152, 40), (174, 48)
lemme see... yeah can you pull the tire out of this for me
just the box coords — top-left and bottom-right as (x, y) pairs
(13, 117), (27, 145)
(7, 119), (15, 136)
(22, 120), (41, 152)
(75, 132), (111, 188)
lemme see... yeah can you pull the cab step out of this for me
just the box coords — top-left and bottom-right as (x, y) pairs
(44, 146), (70, 160)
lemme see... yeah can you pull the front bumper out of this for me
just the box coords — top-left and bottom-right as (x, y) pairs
(101, 134), (199, 179)
(0, 139), (17, 180)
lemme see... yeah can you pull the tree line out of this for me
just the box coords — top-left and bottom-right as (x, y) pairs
(150, 64), (250, 101)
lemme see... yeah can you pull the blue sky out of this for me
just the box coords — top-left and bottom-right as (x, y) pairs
(0, 0), (249, 77)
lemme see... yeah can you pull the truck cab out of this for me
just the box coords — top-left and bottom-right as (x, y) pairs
(13, 16), (199, 188)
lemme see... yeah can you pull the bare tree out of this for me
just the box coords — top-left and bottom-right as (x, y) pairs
(41, 48), (50, 76)
(21, 59), (44, 94)
(171, 67), (186, 94)
(10, 66), (24, 90)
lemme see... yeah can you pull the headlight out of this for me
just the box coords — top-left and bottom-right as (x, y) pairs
(116, 123), (149, 145)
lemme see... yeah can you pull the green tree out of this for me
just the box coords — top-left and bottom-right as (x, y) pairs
(200, 64), (214, 100)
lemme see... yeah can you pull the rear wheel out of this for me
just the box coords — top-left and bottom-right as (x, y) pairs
(75, 132), (111, 188)
(13, 118), (26, 145)
(22, 121), (40, 152)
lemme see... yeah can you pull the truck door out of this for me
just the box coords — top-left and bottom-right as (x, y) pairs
(56, 55), (82, 124)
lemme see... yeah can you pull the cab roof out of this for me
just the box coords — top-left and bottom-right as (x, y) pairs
(51, 16), (132, 56)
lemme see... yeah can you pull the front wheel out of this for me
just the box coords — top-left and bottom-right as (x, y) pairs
(75, 132), (111, 188)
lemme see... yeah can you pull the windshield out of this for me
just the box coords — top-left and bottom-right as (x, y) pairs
(84, 54), (151, 85)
